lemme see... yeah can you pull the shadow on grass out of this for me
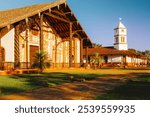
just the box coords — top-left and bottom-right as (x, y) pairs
(0, 87), (26, 96)
(96, 73), (150, 100)
(14, 72), (105, 85)
(2, 71), (150, 100)
(0, 72), (105, 96)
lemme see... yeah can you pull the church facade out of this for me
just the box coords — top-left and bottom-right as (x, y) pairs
(0, 0), (92, 70)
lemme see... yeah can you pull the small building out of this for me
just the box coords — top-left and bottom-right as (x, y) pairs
(84, 20), (149, 68)
(0, 0), (92, 70)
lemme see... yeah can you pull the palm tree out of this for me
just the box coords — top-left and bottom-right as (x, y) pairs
(90, 53), (102, 69)
(32, 51), (47, 72)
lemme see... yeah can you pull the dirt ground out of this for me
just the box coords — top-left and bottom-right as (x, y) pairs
(0, 68), (150, 100)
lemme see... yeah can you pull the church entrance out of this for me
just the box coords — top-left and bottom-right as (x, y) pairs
(30, 45), (39, 64)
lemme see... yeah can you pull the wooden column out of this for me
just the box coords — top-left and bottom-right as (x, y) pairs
(14, 25), (20, 69)
(85, 46), (88, 68)
(40, 14), (44, 52)
(25, 18), (29, 69)
(0, 30), (2, 69)
(110, 55), (112, 65)
(63, 41), (65, 67)
(80, 39), (83, 66)
(123, 55), (126, 69)
(69, 23), (72, 68)
(73, 38), (76, 67)
(55, 35), (57, 68)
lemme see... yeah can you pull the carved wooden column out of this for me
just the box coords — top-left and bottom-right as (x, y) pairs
(73, 38), (76, 67)
(123, 55), (126, 69)
(14, 25), (20, 69)
(80, 39), (83, 66)
(0, 30), (2, 69)
(69, 23), (72, 68)
(25, 18), (29, 69)
(55, 35), (57, 68)
(40, 14), (44, 52)
(85, 46), (88, 68)
(110, 55), (113, 66)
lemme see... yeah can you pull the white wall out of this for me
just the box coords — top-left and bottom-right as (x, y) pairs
(1, 28), (15, 62)
(126, 56), (132, 63)
(108, 56), (122, 63)
(114, 44), (128, 50)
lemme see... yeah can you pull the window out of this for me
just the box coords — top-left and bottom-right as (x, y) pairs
(121, 37), (125, 42)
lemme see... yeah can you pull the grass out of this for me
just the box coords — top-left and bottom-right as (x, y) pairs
(0, 71), (99, 96)
(0, 76), (36, 95)
(96, 73), (150, 100)
(0, 68), (150, 99)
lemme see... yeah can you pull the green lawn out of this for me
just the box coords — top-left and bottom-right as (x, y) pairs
(0, 73), (69, 96)
(0, 69), (150, 99)
(0, 72), (99, 96)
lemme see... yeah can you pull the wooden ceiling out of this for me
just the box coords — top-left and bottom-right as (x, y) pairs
(43, 3), (92, 47)
(0, 0), (92, 47)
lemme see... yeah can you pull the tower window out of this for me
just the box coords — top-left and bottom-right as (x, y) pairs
(121, 37), (125, 42)
(122, 29), (124, 32)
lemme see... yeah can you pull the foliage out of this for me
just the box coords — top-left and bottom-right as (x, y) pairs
(128, 48), (136, 52)
(129, 48), (150, 56)
(144, 50), (150, 56)
(32, 51), (48, 72)
(92, 43), (102, 48)
(90, 53), (103, 69)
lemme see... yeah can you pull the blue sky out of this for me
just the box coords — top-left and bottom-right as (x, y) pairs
(0, 0), (150, 51)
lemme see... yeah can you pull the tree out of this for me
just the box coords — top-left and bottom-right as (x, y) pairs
(90, 53), (102, 69)
(144, 50), (150, 56)
(128, 48), (136, 53)
(92, 43), (102, 48)
(32, 51), (48, 72)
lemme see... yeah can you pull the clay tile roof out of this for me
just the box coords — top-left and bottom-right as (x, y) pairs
(84, 47), (140, 57)
(0, 0), (92, 47)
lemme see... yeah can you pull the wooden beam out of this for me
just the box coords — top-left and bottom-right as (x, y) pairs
(69, 23), (72, 67)
(44, 13), (70, 23)
(25, 18), (29, 69)
(7, 25), (11, 31)
(73, 38), (76, 65)
(72, 30), (83, 36)
(40, 14), (44, 52)
(55, 36), (57, 68)
(0, 30), (2, 68)
(51, 10), (66, 17)
(64, 12), (72, 15)
(85, 46), (88, 68)
(33, 17), (41, 30)
(80, 39), (83, 66)
(44, 16), (58, 35)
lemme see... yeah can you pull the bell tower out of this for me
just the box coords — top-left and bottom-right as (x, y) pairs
(114, 19), (128, 50)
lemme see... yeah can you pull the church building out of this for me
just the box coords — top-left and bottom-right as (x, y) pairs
(0, 0), (92, 70)
(85, 20), (148, 68)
